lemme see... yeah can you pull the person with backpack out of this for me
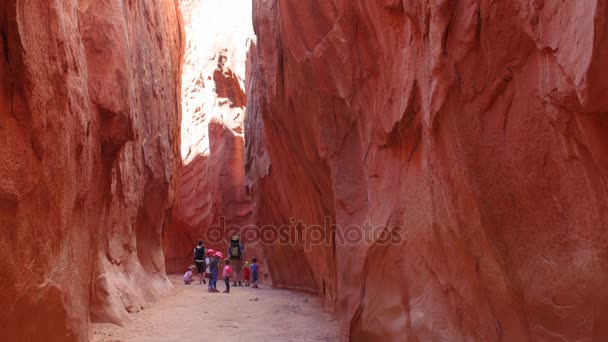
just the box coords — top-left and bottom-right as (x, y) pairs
(227, 236), (244, 286)
(193, 240), (206, 284)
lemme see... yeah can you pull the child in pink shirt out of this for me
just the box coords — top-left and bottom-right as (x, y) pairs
(222, 259), (233, 293)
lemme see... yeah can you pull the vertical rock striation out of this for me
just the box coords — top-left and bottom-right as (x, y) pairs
(164, 0), (255, 273)
(247, 0), (608, 340)
(0, 0), (182, 340)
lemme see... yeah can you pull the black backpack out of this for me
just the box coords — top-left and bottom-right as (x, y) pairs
(194, 246), (206, 260)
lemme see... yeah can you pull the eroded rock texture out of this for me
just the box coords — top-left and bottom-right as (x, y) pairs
(0, 0), (181, 340)
(246, 0), (608, 340)
(164, 0), (255, 273)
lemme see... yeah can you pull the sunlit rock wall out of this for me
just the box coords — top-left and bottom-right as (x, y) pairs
(164, 0), (256, 274)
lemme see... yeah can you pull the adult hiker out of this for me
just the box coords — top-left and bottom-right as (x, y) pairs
(227, 235), (244, 286)
(193, 240), (206, 284)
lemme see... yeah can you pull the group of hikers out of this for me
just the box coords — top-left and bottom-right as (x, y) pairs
(183, 236), (259, 293)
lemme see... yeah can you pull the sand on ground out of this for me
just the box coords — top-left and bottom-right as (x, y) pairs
(92, 275), (339, 342)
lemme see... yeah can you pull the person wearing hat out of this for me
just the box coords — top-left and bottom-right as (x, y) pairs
(227, 235), (244, 287)
(208, 251), (223, 292)
(204, 249), (215, 283)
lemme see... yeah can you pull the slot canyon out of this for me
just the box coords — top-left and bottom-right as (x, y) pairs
(1, 0), (608, 341)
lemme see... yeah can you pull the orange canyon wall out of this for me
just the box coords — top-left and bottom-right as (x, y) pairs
(246, 0), (608, 340)
(0, 0), (182, 340)
(164, 0), (258, 274)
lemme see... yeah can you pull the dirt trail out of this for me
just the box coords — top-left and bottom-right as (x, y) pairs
(92, 275), (339, 342)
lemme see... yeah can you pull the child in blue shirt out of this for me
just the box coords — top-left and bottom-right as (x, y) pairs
(208, 252), (222, 292)
(250, 257), (259, 288)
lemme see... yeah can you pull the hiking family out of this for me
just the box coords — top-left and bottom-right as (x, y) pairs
(183, 236), (259, 293)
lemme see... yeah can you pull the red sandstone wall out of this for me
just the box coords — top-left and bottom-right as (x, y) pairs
(0, 0), (182, 340)
(246, 0), (608, 340)
(164, 0), (258, 274)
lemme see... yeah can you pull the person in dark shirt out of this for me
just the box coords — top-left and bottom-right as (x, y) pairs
(193, 240), (206, 284)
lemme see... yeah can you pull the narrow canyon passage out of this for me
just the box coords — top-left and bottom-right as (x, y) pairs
(3, 0), (608, 341)
(92, 276), (338, 342)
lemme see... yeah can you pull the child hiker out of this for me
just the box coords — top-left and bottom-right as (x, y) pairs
(205, 249), (214, 282)
(208, 251), (223, 293)
(250, 257), (259, 288)
(223, 259), (233, 293)
(183, 265), (195, 285)
(243, 261), (251, 287)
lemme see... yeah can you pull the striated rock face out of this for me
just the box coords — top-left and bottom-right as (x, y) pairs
(164, 0), (256, 274)
(0, 0), (182, 340)
(247, 0), (608, 340)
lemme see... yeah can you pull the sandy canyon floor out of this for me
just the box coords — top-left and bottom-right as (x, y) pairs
(92, 275), (339, 342)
